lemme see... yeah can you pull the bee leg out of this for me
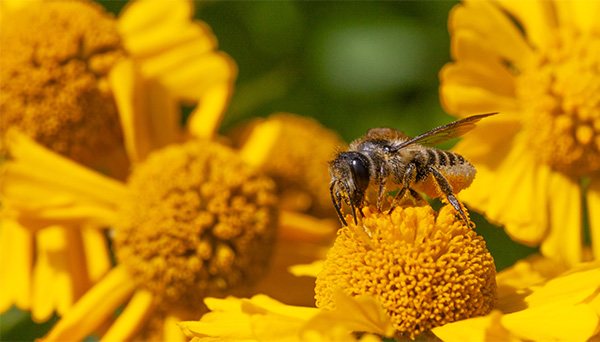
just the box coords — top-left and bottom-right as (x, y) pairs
(428, 167), (470, 225)
(388, 163), (417, 214)
(343, 180), (360, 225)
(330, 182), (348, 226)
(376, 164), (387, 212)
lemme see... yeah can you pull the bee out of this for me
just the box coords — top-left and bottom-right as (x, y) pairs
(329, 113), (496, 226)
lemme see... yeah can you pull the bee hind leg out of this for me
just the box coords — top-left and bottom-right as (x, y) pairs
(429, 167), (471, 226)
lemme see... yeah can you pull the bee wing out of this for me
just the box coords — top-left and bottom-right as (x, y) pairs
(390, 112), (497, 151)
(365, 127), (410, 140)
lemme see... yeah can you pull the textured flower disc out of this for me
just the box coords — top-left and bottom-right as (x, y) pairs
(315, 205), (497, 338)
(231, 113), (345, 218)
(519, 28), (600, 177)
(113, 140), (279, 312)
(0, 0), (124, 165)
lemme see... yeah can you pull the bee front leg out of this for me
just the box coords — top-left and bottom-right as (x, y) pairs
(376, 164), (387, 212)
(428, 167), (470, 226)
(330, 182), (347, 226)
(388, 163), (417, 214)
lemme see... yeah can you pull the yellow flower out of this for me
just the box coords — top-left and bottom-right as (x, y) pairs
(2, 116), (336, 341)
(180, 216), (600, 341)
(315, 204), (497, 339)
(0, 0), (235, 324)
(2, 4), (339, 340)
(439, 0), (600, 264)
(230, 113), (346, 219)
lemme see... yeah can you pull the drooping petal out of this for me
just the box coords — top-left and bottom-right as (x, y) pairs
(302, 291), (395, 339)
(289, 260), (324, 278)
(2, 132), (126, 227)
(0, 219), (33, 312)
(495, 0), (557, 48)
(109, 60), (180, 163)
(187, 80), (233, 140)
(540, 171), (583, 264)
(164, 314), (187, 342)
(100, 289), (155, 342)
(31, 226), (90, 322)
(588, 176), (600, 260)
(432, 310), (521, 342)
(80, 227), (111, 283)
(460, 133), (550, 245)
(449, 1), (533, 67)
(43, 265), (136, 342)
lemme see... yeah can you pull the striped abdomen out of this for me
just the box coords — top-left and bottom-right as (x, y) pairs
(413, 148), (476, 198)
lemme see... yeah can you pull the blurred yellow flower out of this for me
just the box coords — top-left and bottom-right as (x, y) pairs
(2, 114), (337, 341)
(2, 4), (340, 340)
(180, 224), (600, 341)
(439, 0), (600, 264)
(1, 0), (235, 325)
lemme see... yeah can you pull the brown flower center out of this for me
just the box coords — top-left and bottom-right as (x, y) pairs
(0, 0), (124, 166)
(518, 27), (600, 177)
(113, 140), (278, 312)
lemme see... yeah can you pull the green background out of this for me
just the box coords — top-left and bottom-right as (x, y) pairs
(1, 1), (536, 340)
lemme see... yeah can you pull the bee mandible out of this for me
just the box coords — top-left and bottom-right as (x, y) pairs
(328, 113), (496, 226)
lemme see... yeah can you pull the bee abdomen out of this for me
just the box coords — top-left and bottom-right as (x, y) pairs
(436, 150), (467, 167)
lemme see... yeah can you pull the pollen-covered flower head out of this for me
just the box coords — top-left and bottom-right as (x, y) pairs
(0, 0), (124, 165)
(113, 140), (278, 313)
(231, 113), (345, 218)
(315, 205), (497, 338)
(439, 0), (600, 264)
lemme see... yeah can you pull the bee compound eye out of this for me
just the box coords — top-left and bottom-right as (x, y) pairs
(351, 157), (370, 191)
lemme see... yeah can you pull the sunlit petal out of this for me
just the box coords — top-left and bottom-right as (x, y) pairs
(43, 265), (136, 342)
(495, 0), (557, 48)
(100, 289), (155, 342)
(540, 172), (583, 265)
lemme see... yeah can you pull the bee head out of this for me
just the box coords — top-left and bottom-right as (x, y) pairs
(329, 151), (371, 204)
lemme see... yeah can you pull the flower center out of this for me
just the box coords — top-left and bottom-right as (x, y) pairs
(113, 140), (278, 311)
(517, 27), (600, 177)
(0, 0), (124, 166)
(314, 205), (497, 338)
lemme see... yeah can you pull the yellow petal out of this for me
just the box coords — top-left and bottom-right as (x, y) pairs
(0, 219), (33, 312)
(450, 1), (533, 66)
(164, 314), (187, 342)
(31, 226), (90, 322)
(303, 291), (395, 339)
(2, 132), (126, 226)
(554, 0), (600, 32)
(432, 310), (521, 342)
(501, 302), (599, 341)
(495, 0), (557, 48)
(157, 52), (236, 101)
(525, 261), (600, 308)
(179, 312), (254, 341)
(289, 260), (324, 278)
(100, 289), (154, 342)
(588, 176), (600, 260)
(43, 265), (136, 342)
(278, 210), (337, 242)
(118, 0), (215, 57)
(187, 81), (233, 140)
(540, 171), (583, 264)
(440, 84), (518, 116)
(464, 134), (550, 245)
(238, 118), (283, 168)
(81, 227), (111, 283)
(443, 32), (517, 98)
(452, 114), (521, 162)
(109, 60), (181, 163)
